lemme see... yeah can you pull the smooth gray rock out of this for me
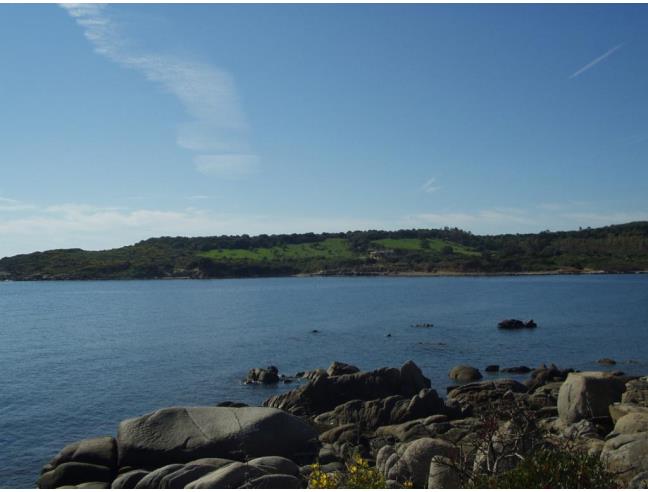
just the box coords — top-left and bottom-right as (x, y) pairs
(246, 456), (300, 477)
(38, 462), (114, 489)
(133, 464), (184, 489)
(387, 438), (458, 488)
(557, 372), (626, 424)
(47, 437), (117, 470)
(159, 464), (224, 489)
(629, 471), (648, 488)
(117, 406), (318, 468)
(240, 474), (303, 489)
(111, 470), (148, 489)
(185, 462), (264, 489)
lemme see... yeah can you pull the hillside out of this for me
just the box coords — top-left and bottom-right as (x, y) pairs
(1, 222), (648, 280)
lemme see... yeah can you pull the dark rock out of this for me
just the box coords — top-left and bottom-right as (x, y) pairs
(484, 365), (499, 373)
(524, 364), (574, 392)
(501, 366), (532, 374)
(117, 406), (318, 469)
(598, 358), (617, 366)
(216, 401), (248, 408)
(412, 323), (434, 328)
(264, 361), (431, 416)
(38, 462), (114, 489)
(448, 365), (482, 383)
(245, 366), (279, 385)
(327, 361), (360, 377)
(498, 319), (537, 329)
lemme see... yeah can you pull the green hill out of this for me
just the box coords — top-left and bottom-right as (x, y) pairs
(1, 222), (648, 280)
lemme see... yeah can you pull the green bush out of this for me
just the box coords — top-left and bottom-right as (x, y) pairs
(473, 447), (616, 489)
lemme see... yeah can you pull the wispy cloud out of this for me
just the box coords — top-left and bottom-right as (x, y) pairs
(60, 4), (258, 176)
(195, 154), (259, 178)
(569, 43), (624, 79)
(421, 178), (440, 193)
(0, 197), (35, 212)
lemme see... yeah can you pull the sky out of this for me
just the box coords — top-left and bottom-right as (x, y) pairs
(1, 3), (647, 258)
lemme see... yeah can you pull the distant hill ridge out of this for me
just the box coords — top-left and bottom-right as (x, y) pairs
(1, 222), (648, 280)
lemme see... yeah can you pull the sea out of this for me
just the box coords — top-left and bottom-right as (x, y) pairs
(1, 275), (647, 487)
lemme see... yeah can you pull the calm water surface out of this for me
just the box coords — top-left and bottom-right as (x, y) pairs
(1, 275), (648, 487)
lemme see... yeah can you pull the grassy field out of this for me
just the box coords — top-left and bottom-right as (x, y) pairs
(199, 238), (359, 262)
(371, 238), (480, 256)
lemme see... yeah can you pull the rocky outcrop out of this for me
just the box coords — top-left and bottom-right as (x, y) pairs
(447, 379), (527, 414)
(448, 365), (482, 383)
(264, 361), (430, 416)
(524, 364), (573, 392)
(622, 377), (648, 407)
(557, 372), (626, 424)
(314, 389), (446, 430)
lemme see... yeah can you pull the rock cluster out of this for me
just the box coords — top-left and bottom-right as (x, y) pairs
(39, 361), (648, 488)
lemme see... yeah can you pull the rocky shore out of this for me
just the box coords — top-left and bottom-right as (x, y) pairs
(38, 361), (648, 488)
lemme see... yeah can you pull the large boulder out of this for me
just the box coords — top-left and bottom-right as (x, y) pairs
(117, 406), (318, 469)
(609, 403), (648, 423)
(185, 462), (264, 489)
(557, 372), (626, 424)
(264, 361), (430, 416)
(601, 431), (648, 482)
(448, 365), (482, 383)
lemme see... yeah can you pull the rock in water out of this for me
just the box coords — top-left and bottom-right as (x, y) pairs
(244, 366), (279, 384)
(557, 371), (626, 425)
(116, 406), (318, 468)
(448, 365), (482, 383)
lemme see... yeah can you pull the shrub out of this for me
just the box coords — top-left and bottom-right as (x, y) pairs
(473, 447), (617, 489)
(308, 454), (385, 489)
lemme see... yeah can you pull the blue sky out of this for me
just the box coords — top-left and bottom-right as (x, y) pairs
(1, 4), (647, 257)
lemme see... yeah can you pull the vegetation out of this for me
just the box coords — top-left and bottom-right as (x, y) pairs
(1, 222), (647, 280)
(308, 455), (386, 489)
(473, 447), (616, 489)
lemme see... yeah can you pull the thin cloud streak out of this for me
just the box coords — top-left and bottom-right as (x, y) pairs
(60, 4), (258, 176)
(421, 178), (440, 193)
(569, 43), (624, 79)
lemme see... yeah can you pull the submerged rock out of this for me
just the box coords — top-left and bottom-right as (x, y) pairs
(244, 366), (279, 385)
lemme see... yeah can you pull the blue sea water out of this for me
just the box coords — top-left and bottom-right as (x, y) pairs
(1, 275), (647, 487)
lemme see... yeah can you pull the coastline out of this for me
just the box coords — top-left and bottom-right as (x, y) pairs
(3, 269), (648, 281)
